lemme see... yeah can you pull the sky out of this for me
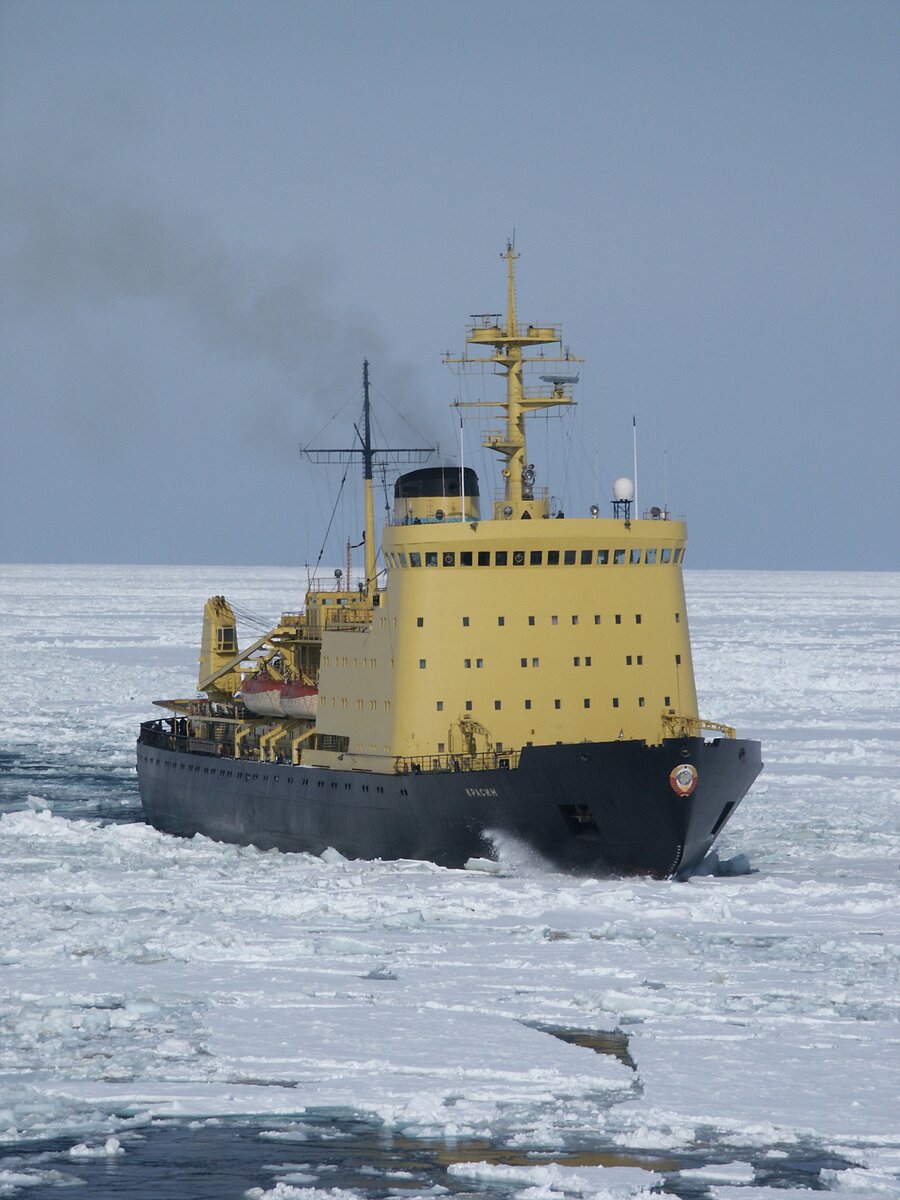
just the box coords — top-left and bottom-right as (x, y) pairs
(1, 0), (897, 571)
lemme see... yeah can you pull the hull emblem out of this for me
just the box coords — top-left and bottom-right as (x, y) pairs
(670, 763), (698, 796)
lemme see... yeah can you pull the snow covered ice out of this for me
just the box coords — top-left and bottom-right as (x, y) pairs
(1, 565), (898, 1198)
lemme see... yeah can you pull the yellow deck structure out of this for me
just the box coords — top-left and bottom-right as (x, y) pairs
(189, 244), (718, 773)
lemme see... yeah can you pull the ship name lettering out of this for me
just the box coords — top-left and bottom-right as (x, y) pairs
(464, 786), (498, 797)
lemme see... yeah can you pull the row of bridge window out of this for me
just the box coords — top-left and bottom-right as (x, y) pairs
(387, 547), (684, 568)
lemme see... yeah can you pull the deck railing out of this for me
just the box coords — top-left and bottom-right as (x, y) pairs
(395, 749), (520, 774)
(140, 720), (522, 774)
(324, 607), (374, 631)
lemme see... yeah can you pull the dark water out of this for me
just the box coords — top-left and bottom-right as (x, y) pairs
(0, 1114), (856, 1199)
(0, 747), (141, 822)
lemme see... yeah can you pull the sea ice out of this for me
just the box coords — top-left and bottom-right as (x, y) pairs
(446, 1160), (661, 1197)
(68, 1135), (125, 1158)
(678, 1160), (755, 1184)
(0, 566), (897, 1195)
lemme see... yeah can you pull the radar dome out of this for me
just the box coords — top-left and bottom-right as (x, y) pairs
(613, 476), (634, 502)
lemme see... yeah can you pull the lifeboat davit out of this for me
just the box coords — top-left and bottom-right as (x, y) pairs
(238, 670), (318, 719)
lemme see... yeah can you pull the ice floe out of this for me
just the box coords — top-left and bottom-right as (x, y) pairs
(0, 566), (898, 1197)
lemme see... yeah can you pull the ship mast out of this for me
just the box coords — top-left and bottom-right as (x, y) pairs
(302, 362), (432, 595)
(362, 359), (376, 593)
(446, 242), (581, 519)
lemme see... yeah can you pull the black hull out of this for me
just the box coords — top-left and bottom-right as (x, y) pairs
(137, 732), (761, 878)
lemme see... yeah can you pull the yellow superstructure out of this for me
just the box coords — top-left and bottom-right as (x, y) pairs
(301, 245), (703, 772)
(303, 515), (697, 771)
(189, 245), (720, 773)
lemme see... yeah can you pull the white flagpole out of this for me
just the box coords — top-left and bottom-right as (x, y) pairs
(632, 415), (638, 518)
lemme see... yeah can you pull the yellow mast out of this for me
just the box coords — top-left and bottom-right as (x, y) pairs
(502, 243), (526, 507)
(448, 242), (582, 518)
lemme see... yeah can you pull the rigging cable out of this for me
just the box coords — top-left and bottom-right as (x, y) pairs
(312, 456), (353, 577)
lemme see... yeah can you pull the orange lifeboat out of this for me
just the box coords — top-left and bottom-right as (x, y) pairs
(239, 669), (318, 719)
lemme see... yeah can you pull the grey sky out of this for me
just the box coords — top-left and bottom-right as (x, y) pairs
(1, 0), (897, 571)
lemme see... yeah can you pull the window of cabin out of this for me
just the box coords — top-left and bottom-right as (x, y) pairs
(638, 697), (645, 707)
(476, 658), (483, 668)
(495, 551), (508, 566)
(494, 700), (501, 710)
(498, 615), (505, 626)
(675, 612), (680, 623)
(465, 700), (473, 711)
(665, 695), (671, 706)
(564, 550), (576, 565)
(425, 552), (438, 567)
(585, 656), (592, 666)
(462, 616), (470, 626)
(513, 550), (525, 565)
(443, 552), (455, 566)
(464, 658), (472, 668)
(532, 657), (540, 667)
(398, 553), (408, 567)
(410, 552), (421, 567)
(646, 548), (658, 564)
(461, 551), (473, 566)
(547, 550), (560, 565)
(436, 702), (443, 711)
(554, 699), (561, 709)
(674, 548), (682, 563)
(626, 655), (633, 665)
(584, 699), (591, 708)
(630, 549), (641, 564)
(478, 551), (490, 565)
(528, 615), (535, 625)
(615, 614), (622, 624)
(594, 614), (601, 624)
(524, 699), (532, 709)
(521, 658), (527, 668)
(612, 697), (620, 708)
(571, 615), (579, 625)
(597, 549), (609, 564)
(416, 616), (424, 627)
(614, 549), (625, 564)
(580, 550), (592, 565)
(551, 615), (558, 625)
(530, 550), (542, 565)
(675, 654), (682, 665)
(574, 656), (581, 666)
(637, 655), (643, 664)
(635, 614), (642, 624)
